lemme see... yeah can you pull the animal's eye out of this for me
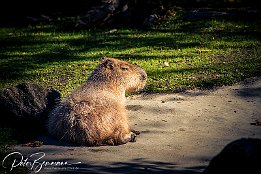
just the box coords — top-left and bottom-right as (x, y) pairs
(121, 67), (129, 71)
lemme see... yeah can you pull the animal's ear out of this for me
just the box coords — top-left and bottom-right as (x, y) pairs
(101, 58), (114, 70)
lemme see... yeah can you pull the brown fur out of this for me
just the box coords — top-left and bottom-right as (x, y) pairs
(47, 58), (147, 146)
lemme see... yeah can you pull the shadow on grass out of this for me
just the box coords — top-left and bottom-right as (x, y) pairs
(0, 31), (201, 85)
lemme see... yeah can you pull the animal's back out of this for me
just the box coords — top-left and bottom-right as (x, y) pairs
(48, 87), (128, 145)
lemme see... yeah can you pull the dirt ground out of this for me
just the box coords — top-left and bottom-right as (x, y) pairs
(14, 77), (261, 174)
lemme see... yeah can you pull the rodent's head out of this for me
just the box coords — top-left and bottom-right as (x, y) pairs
(88, 58), (147, 92)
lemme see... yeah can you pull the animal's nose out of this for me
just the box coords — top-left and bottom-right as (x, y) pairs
(140, 72), (147, 81)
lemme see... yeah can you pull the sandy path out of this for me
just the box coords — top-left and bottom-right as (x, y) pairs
(13, 77), (261, 174)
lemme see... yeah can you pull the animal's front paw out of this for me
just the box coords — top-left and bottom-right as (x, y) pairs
(131, 129), (141, 135)
(130, 133), (137, 142)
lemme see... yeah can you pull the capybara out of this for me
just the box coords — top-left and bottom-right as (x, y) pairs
(47, 58), (147, 146)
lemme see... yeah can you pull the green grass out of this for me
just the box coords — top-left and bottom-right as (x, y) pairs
(0, 11), (261, 97)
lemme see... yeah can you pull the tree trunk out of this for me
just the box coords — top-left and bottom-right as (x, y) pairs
(76, 0), (171, 27)
(77, 0), (130, 27)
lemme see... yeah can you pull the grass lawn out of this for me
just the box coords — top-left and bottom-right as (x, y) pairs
(1, 10), (260, 97)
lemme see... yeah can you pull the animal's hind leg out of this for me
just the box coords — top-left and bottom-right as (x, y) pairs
(108, 131), (137, 145)
(102, 132), (136, 146)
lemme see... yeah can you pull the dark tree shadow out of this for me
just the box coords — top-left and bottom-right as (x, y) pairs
(38, 158), (206, 174)
(236, 87), (261, 98)
(233, 77), (261, 98)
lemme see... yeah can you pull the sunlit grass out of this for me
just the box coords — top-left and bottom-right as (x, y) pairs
(0, 12), (260, 97)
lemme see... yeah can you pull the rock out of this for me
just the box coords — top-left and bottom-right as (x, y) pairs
(204, 138), (261, 174)
(0, 83), (60, 133)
